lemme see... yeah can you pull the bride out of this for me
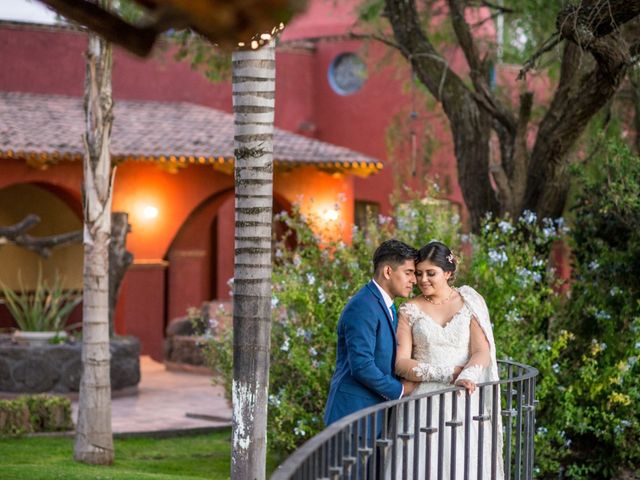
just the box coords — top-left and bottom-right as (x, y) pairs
(391, 241), (503, 479)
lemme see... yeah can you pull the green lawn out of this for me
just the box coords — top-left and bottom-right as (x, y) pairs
(0, 430), (281, 479)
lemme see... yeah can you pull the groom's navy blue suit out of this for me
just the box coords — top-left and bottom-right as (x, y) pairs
(324, 280), (403, 426)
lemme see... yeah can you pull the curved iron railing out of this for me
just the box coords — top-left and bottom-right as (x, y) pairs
(272, 360), (538, 480)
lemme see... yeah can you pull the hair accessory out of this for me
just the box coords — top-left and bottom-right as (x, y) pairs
(447, 253), (455, 264)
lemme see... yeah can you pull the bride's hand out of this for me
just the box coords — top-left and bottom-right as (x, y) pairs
(451, 366), (464, 383)
(456, 379), (476, 395)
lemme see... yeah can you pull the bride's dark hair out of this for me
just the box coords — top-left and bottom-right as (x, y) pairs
(417, 241), (457, 284)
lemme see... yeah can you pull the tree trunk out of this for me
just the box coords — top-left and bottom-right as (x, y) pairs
(230, 42), (275, 480)
(108, 212), (132, 336)
(74, 1), (115, 464)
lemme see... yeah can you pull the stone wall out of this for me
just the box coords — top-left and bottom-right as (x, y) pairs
(0, 335), (140, 394)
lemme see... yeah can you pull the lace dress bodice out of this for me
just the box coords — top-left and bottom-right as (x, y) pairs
(399, 302), (472, 373)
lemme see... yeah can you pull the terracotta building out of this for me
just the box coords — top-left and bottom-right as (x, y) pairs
(0, 0), (491, 359)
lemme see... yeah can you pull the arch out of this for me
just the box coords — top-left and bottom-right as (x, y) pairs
(164, 188), (296, 324)
(164, 188), (234, 324)
(0, 182), (83, 329)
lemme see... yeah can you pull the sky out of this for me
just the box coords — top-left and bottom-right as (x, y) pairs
(0, 0), (59, 25)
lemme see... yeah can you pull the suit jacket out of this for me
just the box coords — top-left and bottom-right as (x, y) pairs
(324, 280), (403, 426)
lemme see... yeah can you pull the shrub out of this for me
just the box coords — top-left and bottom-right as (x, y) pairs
(0, 269), (81, 333)
(542, 140), (640, 479)
(0, 394), (72, 436)
(205, 191), (567, 457)
(204, 144), (640, 476)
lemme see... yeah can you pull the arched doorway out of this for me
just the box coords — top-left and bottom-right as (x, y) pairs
(0, 182), (83, 328)
(165, 190), (294, 325)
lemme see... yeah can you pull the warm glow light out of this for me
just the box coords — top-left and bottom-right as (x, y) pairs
(143, 205), (159, 219)
(322, 209), (340, 222)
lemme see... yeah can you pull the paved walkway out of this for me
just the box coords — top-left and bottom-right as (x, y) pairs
(71, 356), (232, 436)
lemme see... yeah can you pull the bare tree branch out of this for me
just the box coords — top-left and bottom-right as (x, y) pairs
(0, 215), (82, 258)
(518, 33), (562, 79)
(0, 214), (40, 237)
(448, 0), (517, 133)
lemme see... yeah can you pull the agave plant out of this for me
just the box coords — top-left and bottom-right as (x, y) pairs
(0, 270), (81, 332)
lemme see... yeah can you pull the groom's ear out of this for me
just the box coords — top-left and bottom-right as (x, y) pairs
(383, 264), (393, 279)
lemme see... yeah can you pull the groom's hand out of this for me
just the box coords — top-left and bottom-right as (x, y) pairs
(451, 366), (464, 383)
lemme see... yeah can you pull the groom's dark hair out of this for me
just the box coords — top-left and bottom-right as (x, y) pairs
(373, 239), (417, 274)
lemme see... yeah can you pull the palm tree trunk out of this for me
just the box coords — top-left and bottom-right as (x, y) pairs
(74, 2), (115, 464)
(230, 42), (275, 480)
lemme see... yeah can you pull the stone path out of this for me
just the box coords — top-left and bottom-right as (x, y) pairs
(71, 356), (232, 435)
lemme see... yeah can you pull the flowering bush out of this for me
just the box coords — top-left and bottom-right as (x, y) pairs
(538, 140), (640, 479)
(205, 191), (568, 457)
(204, 143), (640, 476)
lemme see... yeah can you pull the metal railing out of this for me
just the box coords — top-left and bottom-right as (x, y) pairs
(272, 360), (538, 480)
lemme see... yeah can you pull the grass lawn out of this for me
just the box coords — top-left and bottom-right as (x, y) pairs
(0, 429), (281, 479)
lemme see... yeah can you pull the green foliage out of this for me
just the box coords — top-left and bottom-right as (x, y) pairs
(205, 140), (640, 476)
(170, 31), (232, 83)
(542, 139), (640, 479)
(0, 395), (72, 436)
(24, 395), (73, 433)
(0, 269), (81, 333)
(205, 190), (568, 458)
(0, 398), (30, 436)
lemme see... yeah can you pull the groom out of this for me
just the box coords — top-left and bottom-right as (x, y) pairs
(324, 239), (418, 426)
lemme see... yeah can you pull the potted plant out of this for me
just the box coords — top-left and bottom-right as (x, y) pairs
(1, 270), (81, 346)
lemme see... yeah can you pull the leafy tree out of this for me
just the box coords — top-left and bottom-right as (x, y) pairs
(359, 0), (640, 230)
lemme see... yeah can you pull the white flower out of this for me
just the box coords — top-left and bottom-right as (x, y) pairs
(588, 260), (600, 271)
(451, 214), (460, 225)
(498, 220), (514, 234)
(595, 310), (611, 321)
(296, 327), (306, 337)
(542, 226), (556, 239)
(271, 296), (279, 308)
(531, 272), (542, 283)
(521, 210), (537, 225)
(505, 309), (522, 322)
(269, 395), (282, 407)
(533, 258), (545, 268)
(275, 249), (283, 258)
(552, 363), (560, 374)
(318, 288), (326, 304)
(488, 249), (508, 266)
(308, 347), (318, 357)
(306, 272), (316, 285)
(293, 255), (302, 267)
(281, 336), (290, 352)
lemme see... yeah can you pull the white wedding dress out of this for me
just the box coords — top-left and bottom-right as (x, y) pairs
(387, 286), (504, 479)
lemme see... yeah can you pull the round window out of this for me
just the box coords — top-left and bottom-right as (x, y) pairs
(328, 53), (367, 95)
